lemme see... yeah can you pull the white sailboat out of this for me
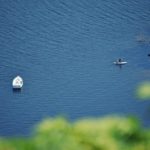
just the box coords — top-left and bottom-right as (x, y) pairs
(12, 76), (23, 89)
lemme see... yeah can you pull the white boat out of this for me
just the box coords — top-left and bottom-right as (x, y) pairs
(12, 76), (23, 89)
(113, 61), (127, 65)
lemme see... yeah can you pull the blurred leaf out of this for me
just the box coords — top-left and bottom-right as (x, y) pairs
(136, 82), (150, 100)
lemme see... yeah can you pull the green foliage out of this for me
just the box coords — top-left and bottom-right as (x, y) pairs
(34, 117), (83, 150)
(136, 82), (150, 100)
(0, 116), (150, 150)
(0, 138), (35, 150)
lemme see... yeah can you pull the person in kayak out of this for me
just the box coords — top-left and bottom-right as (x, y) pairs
(118, 58), (122, 62)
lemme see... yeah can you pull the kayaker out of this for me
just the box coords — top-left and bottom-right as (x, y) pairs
(118, 58), (122, 62)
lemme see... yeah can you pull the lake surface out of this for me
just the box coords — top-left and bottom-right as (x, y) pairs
(0, 0), (150, 136)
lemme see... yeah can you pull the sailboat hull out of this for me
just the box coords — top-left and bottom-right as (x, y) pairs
(12, 76), (23, 89)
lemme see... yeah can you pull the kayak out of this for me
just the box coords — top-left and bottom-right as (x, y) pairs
(113, 61), (127, 65)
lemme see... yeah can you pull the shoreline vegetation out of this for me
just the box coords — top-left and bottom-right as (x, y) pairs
(0, 116), (150, 150)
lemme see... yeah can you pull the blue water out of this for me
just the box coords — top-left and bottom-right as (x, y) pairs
(0, 0), (150, 136)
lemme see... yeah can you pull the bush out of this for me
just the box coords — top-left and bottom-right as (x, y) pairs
(0, 116), (150, 150)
